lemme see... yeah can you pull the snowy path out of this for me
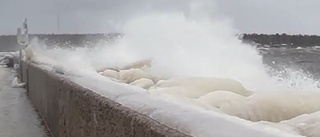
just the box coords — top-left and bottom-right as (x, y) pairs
(0, 66), (47, 137)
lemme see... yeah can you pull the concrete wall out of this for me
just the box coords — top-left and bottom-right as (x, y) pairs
(23, 62), (191, 137)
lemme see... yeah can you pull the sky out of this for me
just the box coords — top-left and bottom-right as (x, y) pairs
(0, 0), (319, 35)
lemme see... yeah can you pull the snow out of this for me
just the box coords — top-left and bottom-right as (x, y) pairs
(11, 76), (26, 88)
(0, 52), (17, 58)
(281, 111), (320, 137)
(68, 73), (302, 137)
(0, 66), (46, 137)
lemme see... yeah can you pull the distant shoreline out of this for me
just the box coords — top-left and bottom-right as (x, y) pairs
(241, 33), (320, 48)
(0, 33), (319, 52)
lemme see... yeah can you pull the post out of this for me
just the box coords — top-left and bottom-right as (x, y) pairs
(57, 14), (60, 34)
(17, 28), (22, 80)
(17, 18), (29, 81)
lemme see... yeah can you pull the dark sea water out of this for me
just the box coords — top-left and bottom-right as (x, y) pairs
(261, 47), (320, 80)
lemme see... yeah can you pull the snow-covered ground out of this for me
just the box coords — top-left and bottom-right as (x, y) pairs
(0, 66), (47, 137)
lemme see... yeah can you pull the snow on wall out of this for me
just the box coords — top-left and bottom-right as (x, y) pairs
(66, 72), (301, 137)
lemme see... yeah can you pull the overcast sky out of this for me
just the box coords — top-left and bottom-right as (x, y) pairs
(0, 0), (319, 35)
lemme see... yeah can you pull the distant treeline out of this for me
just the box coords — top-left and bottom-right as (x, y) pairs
(241, 33), (320, 48)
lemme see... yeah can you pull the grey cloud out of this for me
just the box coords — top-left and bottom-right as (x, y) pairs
(216, 0), (320, 34)
(0, 0), (196, 34)
(1, 0), (320, 34)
